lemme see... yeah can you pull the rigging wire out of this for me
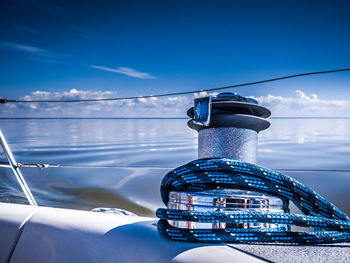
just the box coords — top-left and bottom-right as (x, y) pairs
(1, 162), (350, 172)
(1, 67), (350, 103)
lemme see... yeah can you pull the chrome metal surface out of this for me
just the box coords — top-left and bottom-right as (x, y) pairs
(167, 190), (286, 229)
(193, 96), (212, 126)
(0, 162), (59, 168)
(198, 127), (257, 163)
(178, 94), (282, 230)
(188, 93), (270, 163)
(0, 130), (37, 206)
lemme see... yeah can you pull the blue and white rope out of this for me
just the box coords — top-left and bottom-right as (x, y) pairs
(156, 158), (350, 243)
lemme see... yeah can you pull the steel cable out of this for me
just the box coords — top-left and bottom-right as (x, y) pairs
(1, 68), (350, 103)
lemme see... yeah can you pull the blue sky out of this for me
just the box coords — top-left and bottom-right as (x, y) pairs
(1, 0), (350, 117)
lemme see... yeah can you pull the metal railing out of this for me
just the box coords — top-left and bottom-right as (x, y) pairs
(0, 130), (37, 206)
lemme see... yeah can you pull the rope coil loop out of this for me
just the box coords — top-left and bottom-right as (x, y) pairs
(156, 158), (350, 243)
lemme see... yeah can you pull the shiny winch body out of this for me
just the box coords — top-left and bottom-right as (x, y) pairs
(187, 92), (271, 163)
(167, 189), (287, 230)
(167, 92), (286, 230)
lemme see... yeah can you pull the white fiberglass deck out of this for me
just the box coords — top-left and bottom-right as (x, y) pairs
(0, 202), (349, 263)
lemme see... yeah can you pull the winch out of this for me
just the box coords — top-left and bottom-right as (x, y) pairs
(167, 93), (286, 230)
(157, 93), (349, 244)
(167, 189), (286, 230)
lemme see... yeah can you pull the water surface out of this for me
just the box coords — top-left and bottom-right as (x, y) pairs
(0, 118), (349, 216)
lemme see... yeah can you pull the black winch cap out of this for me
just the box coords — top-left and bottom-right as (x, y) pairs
(187, 101), (271, 119)
(187, 92), (271, 132)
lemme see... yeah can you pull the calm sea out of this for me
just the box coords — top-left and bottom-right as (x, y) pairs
(0, 118), (350, 216)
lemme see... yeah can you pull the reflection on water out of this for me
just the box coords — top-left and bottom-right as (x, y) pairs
(0, 118), (350, 216)
(260, 118), (350, 170)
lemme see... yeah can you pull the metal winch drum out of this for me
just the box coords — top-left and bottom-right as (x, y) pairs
(167, 93), (287, 230)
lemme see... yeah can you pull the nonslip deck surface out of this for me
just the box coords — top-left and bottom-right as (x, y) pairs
(229, 243), (350, 263)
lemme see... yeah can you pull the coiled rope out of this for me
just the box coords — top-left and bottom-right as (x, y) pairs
(156, 158), (350, 243)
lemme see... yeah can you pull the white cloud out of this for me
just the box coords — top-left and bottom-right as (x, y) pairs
(195, 90), (350, 116)
(253, 90), (350, 117)
(89, 65), (156, 79)
(0, 89), (191, 118)
(0, 41), (71, 59)
(1, 89), (349, 118)
(21, 89), (113, 101)
(194, 91), (218, 98)
(0, 41), (155, 77)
